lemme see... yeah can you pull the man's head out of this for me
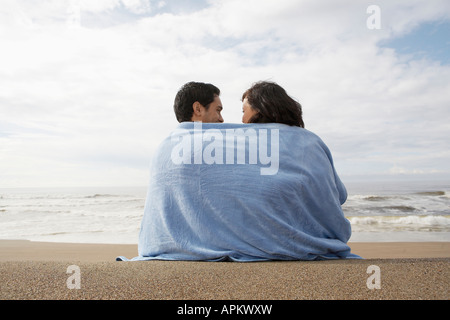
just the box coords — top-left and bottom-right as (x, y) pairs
(173, 82), (224, 123)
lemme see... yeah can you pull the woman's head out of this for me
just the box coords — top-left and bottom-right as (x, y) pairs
(241, 81), (304, 128)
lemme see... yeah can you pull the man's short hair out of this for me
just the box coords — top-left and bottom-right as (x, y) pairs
(173, 82), (220, 122)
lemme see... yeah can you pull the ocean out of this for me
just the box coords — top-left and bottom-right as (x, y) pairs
(344, 180), (450, 242)
(0, 180), (449, 244)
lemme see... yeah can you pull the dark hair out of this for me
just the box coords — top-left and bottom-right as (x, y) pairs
(242, 81), (304, 128)
(173, 82), (220, 122)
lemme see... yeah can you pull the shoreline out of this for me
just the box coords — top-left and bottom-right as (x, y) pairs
(1, 240), (448, 300)
(1, 240), (449, 262)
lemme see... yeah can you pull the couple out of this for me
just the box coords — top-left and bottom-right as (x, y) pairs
(173, 81), (304, 127)
(118, 81), (361, 262)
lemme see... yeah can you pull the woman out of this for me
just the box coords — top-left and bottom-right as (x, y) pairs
(241, 81), (304, 128)
(236, 80), (360, 260)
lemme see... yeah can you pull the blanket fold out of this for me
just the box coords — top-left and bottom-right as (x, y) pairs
(118, 122), (361, 261)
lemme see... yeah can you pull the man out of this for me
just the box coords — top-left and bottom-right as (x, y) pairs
(173, 81), (224, 123)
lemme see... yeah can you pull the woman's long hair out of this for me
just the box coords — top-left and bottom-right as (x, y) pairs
(242, 81), (304, 128)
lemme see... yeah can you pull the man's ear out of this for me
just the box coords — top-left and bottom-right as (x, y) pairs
(192, 101), (202, 116)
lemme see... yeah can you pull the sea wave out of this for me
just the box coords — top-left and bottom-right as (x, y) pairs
(348, 215), (450, 232)
(415, 191), (446, 196)
(84, 194), (126, 199)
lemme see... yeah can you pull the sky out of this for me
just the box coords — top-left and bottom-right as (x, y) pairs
(0, 0), (449, 188)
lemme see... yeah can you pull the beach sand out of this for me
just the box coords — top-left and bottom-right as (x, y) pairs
(0, 240), (448, 300)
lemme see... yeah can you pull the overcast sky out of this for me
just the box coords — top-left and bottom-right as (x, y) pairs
(1, 0), (449, 188)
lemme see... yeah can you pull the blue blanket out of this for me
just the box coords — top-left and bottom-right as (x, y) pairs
(117, 122), (361, 261)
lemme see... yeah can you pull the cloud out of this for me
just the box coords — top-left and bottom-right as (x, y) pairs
(1, 0), (449, 187)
